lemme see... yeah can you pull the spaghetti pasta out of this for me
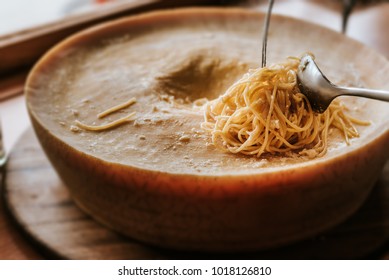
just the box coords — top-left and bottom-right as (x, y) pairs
(201, 56), (369, 158)
(75, 112), (136, 131)
(97, 97), (137, 118)
(74, 98), (137, 131)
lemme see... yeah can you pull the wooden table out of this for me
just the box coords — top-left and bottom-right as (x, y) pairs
(1, 0), (389, 259)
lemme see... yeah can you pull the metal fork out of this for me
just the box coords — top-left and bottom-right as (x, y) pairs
(297, 54), (389, 113)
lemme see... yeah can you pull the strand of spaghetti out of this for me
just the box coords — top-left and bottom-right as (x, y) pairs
(319, 110), (331, 156)
(274, 95), (313, 132)
(256, 84), (278, 156)
(75, 112), (136, 131)
(97, 97), (136, 118)
(347, 116), (370, 125)
(339, 111), (360, 137)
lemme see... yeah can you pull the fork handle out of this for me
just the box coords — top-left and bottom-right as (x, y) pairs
(337, 86), (389, 102)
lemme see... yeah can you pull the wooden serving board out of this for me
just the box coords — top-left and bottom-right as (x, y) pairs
(2, 128), (389, 259)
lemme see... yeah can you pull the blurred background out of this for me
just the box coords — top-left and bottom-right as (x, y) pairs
(1, 0), (388, 55)
(0, 0), (113, 36)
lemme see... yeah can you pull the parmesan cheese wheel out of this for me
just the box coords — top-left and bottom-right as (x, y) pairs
(26, 8), (389, 252)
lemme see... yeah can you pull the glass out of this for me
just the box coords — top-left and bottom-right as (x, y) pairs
(0, 119), (6, 168)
